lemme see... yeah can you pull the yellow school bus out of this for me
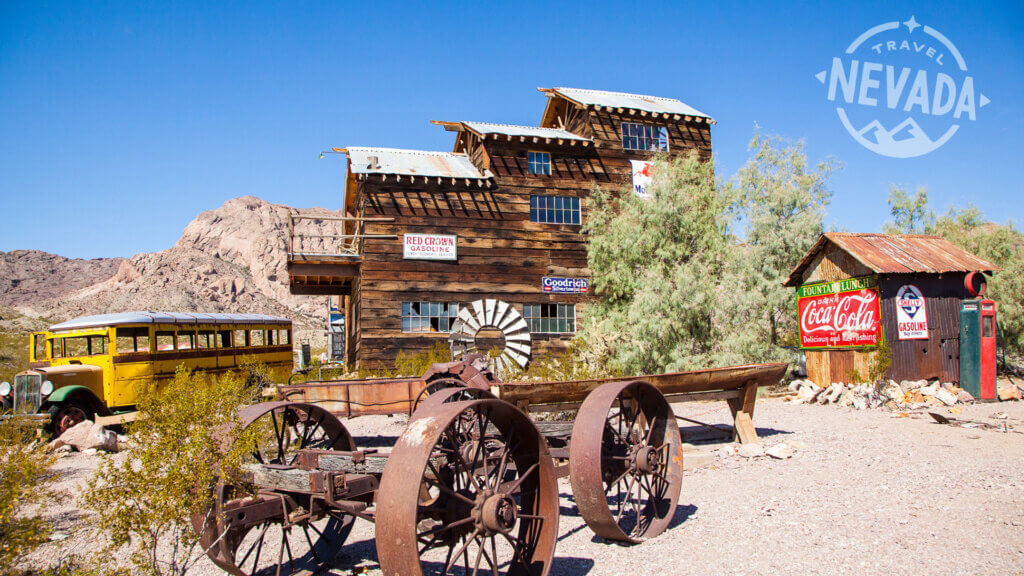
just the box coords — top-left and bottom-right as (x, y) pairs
(0, 312), (293, 434)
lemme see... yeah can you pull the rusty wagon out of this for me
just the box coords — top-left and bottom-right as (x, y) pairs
(195, 356), (785, 576)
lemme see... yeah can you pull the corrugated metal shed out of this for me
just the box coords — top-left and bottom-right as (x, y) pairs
(346, 147), (487, 179)
(541, 87), (714, 121)
(460, 121), (590, 141)
(785, 233), (1000, 286)
(49, 312), (291, 331)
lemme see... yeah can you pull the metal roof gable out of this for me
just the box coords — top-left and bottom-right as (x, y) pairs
(784, 233), (1001, 287)
(540, 87), (715, 121)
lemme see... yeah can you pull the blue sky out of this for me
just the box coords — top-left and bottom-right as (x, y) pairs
(2, 1), (1022, 258)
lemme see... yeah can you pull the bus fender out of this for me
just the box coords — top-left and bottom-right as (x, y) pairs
(43, 385), (108, 416)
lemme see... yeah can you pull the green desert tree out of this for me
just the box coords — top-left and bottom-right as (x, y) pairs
(584, 152), (733, 373)
(884, 187), (1024, 354)
(724, 134), (837, 362)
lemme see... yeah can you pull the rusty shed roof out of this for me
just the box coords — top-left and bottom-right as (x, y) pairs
(784, 233), (1001, 287)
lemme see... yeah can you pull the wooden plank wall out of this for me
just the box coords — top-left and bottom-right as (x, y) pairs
(879, 273), (967, 383)
(349, 105), (711, 368)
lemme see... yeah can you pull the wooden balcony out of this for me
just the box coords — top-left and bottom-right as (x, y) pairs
(286, 214), (395, 296)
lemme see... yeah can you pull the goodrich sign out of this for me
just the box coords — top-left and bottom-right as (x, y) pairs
(797, 276), (882, 348)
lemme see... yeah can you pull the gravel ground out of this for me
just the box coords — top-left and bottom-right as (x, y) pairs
(22, 396), (1024, 575)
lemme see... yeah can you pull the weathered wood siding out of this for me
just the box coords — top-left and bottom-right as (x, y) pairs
(348, 105), (713, 368)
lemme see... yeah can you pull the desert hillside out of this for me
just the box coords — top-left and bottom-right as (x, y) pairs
(0, 196), (344, 346)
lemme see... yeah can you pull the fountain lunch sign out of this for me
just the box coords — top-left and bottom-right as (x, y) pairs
(816, 16), (990, 158)
(798, 276), (882, 349)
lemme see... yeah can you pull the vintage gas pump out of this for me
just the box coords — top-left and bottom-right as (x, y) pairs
(959, 298), (997, 400)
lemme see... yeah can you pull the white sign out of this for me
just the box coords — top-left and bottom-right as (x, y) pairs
(896, 284), (929, 340)
(403, 233), (457, 261)
(630, 160), (653, 197)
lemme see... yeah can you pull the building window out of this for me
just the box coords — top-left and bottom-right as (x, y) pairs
(523, 303), (576, 334)
(530, 195), (581, 225)
(402, 302), (460, 333)
(527, 151), (551, 175)
(621, 122), (669, 151)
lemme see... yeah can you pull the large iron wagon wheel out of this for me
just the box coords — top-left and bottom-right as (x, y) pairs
(410, 380), (496, 421)
(377, 398), (559, 576)
(569, 380), (683, 543)
(192, 402), (357, 576)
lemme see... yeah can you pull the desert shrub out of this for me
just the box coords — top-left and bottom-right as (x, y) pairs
(0, 413), (58, 571)
(0, 332), (31, 386)
(82, 368), (261, 576)
(394, 341), (452, 377)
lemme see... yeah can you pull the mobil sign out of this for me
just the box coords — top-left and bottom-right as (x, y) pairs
(403, 233), (457, 261)
(895, 284), (929, 340)
(797, 275), (882, 348)
(542, 277), (589, 294)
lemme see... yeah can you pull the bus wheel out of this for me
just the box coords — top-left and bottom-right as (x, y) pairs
(49, 402), (94, 436)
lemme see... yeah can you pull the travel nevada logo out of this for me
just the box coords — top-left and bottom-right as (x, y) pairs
(817, 16), (989, 158)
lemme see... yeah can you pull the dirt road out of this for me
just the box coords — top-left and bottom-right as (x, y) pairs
(24, 397), (1024, 575)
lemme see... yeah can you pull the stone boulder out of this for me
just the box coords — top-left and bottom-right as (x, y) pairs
(51, 420), (118, 453)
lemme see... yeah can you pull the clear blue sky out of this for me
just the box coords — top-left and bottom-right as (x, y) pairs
(2, 1), (1022, 259)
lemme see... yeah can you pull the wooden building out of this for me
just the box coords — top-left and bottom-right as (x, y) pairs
(288, 87), (714, 368)
(784, 233), (999, 385)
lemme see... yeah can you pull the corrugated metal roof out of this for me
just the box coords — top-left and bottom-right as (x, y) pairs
(460, 121), (590, 141)
(784, 233), (1001, 286)
(48, 312), (291, 331)
(543, 87), (714, 120)
(347, 147), (487, 179)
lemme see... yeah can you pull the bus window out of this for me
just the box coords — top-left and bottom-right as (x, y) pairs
(63, 337), (90, 357)
(33, 334), (46, 361)
(265, 330), (276, 346)
(116, 327), (150, 353)
(279, 329), (291, 345)
(51, 338), (64, 359)
(156, 331), (176, 351)
(251, 330), (263, 346)
(88, 335), (108, 355)
(198, 331), (214, 349)
(218, 330), (232, 348)
(234, 329), (248, 348)
(178, 331), (195, 350)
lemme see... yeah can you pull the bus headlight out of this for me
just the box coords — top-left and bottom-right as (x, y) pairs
(40, 380), (54, 397)
(0, 381), (9, 396)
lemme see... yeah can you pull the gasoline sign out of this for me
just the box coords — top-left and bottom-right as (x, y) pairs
(403, 233), (457, 261)
(895, 284), (929, 340)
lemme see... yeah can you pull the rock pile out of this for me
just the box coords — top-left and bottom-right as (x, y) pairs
(781, 378), (1015, 410)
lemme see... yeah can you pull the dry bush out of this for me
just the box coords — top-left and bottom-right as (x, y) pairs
(82, 368), (261, 576)
(0, 413), (58, 573)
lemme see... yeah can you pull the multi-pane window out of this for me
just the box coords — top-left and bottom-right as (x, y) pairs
(523, 304), (576, 334)
(621, 122), (669, 151)
(527, 151), (551, 175)
(402, 302), (460, 333)
(529, 195), (581, 225)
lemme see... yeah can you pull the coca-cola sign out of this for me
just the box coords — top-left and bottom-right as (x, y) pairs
(797, 276), (882, 349)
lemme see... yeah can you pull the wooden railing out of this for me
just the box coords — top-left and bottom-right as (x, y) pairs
(287, 214), (396, 259)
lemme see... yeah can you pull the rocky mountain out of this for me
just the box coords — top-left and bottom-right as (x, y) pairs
(1, 196), (345, 345)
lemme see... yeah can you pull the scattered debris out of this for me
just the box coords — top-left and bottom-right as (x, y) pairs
(738, 443), (765, 458)
(998, 386), (1023, 402)
(786, 377), (1020, 413)
(765, 443), (796, 459)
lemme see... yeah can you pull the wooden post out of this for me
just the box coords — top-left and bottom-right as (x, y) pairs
(728, 379), (760, 445)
